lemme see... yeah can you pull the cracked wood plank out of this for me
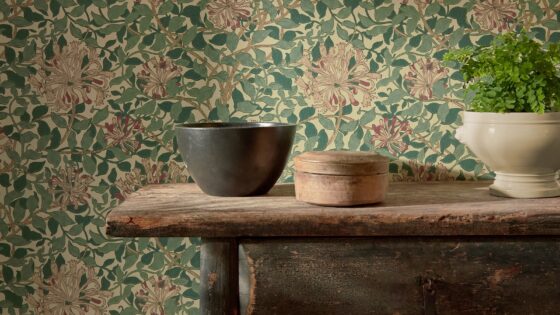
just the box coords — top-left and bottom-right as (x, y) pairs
(105, 182), (560, 237)
(200, 238), (239, 315)
(239, 237), (560, 315)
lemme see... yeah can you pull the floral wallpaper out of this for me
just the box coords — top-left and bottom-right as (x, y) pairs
(0, 0), (559, 313)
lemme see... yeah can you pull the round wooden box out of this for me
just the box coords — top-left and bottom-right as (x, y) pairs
(294, 151), (389, 206)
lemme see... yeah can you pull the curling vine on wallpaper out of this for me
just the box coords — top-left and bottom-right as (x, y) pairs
(0, 0), (559, 313)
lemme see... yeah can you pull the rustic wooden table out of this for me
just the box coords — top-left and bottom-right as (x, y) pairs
(106, 182), (560, 315)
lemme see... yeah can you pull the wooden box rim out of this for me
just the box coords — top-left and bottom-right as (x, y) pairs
(294, 151), (389, 176)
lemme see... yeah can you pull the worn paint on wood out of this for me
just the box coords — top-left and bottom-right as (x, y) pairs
(240, 237), (560, 315)
(106, 182), (560, 237)
(200, 238), (239, 315)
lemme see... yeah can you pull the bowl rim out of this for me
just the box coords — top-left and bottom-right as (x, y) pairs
(176, 122), (297, 129)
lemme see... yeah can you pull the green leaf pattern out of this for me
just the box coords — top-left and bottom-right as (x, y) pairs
(1, 0), (559, 313)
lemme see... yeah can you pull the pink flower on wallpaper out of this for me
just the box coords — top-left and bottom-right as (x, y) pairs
(29, 42), (113, 112)
(0, 127), (11, 151)
(115, 168), (143, 201)
(27, 260), (109, 315)
(167, 160), (189, 183)
(0, 127), (14, 172)
(473, 0), (517, 32)
(371, 117), (412, 155)
(206, 0), (252, 30)
(296, 43), (381, 112)
(404, 58), (448, 100)
(137, 56), (181, 99)
(115, 160), (187, 200)
(104, 115), (143, 154)
(392, 160), (455, 182)
(134, 276), (180, 315)
(142, 158), (167, 184)
(49, 167), (94, 208)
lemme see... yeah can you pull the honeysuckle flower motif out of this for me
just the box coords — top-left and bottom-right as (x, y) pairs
(167, 160), (189, 183)
(0, 126), (10, 149)
(0, 127), (14, 173)
(473, 0), (517, 32)
(0, 127), (11, 152)
(27, 260), (109, 315)
(206, 0), (252, 30)
(104, 115), (143, 154)
(116, 159), (180, 200)
(134, 276), (180, 315)
(48, 166), (94, 208)
(142, 158), (167, 184)
(0, 127), (14, 172)
(435, 164), (454, 180)
(519, 2), (552, 29)
(136, 56), (181, 99)
(403, 58), (448, 100)
(392, 161), (455, 182)
(29, 41), (112, 112)
(371, 117), (412, 156)
(115, 168), (143, 201)
(296, 43), (381, 112)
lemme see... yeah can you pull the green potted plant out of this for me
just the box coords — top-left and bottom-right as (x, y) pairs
(445, 32), (560, 198)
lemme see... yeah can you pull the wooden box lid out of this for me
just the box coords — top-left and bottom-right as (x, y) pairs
(294, 151), (389, 176)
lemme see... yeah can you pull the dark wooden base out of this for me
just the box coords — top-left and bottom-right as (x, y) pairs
(200, 238), (239, 315)
(203, 237), (560, 315)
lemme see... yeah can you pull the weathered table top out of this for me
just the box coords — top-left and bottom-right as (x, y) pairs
(106, 181), (560, 237)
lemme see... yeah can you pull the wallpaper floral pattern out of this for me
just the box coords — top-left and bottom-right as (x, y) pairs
(1, 0), (559, 313)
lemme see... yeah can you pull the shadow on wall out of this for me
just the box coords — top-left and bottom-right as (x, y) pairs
(0, 0), (556, 313)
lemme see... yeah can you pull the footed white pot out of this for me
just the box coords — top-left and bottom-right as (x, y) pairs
(456, 111), (560, 198)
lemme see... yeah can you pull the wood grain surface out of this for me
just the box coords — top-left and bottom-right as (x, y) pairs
(200, 238), (239, 315)
(294, 172), (388, 206)
(105, 182), (560, 237)
(240, 237), (560, 315)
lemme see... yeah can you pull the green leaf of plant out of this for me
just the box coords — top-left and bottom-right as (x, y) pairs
(252, 30), (271, 43)
(459, 159), (478, 172)
(237, 101), (258, 113)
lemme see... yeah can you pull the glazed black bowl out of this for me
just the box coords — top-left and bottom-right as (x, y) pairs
(176, 122), (296, 196)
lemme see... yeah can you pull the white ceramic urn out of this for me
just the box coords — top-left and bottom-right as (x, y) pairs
(455, 111), (560, 198)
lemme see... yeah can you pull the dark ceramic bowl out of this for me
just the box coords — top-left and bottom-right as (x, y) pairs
(176, 122), (296, 196)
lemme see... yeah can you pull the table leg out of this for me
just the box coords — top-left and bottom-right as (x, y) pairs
(200, 238), (239, 315)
